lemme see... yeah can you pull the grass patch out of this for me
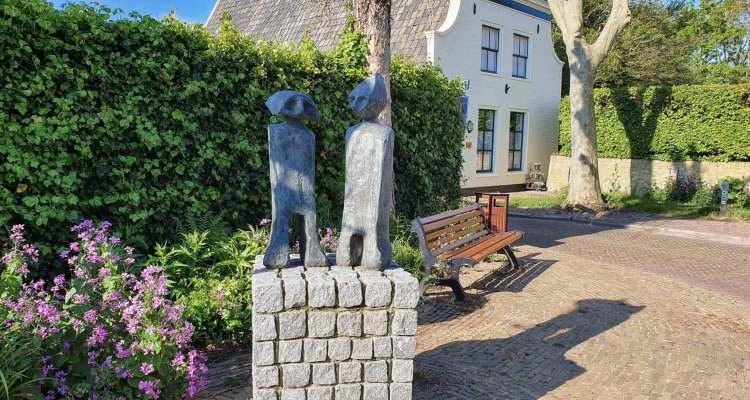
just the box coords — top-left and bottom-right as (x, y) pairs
(509, 190), (567, 209)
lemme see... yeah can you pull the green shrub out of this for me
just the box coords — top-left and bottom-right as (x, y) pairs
(0, 327), (41, 399)
(0, 0), (464, 262)
(714, 176), (749, 208)
(559, 84), (750, 161)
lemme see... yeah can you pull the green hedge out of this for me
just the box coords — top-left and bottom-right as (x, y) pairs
(559, 84), (750, 162)
(0, 1), (465, 257)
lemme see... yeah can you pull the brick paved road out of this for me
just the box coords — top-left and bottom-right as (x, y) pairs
(197, 218), (750, 400)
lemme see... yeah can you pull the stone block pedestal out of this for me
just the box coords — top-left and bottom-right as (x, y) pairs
(252, 255), (419, 400)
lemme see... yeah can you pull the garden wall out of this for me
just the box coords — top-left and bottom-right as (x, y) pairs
(547, 155), (750, 195)
(0, 1), (465, 256)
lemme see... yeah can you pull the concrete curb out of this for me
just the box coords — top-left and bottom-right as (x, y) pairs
(509, 212), (750, 247)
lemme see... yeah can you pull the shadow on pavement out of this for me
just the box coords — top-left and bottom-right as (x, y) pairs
(415, 299), (644, 399)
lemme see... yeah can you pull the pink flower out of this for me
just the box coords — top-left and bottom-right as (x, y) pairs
(140, 363), (155, 375)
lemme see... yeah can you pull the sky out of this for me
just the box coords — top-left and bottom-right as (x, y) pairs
(50, 0), (216, 24)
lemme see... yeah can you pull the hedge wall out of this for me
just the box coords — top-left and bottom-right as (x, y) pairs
(559, 84), (750, 162)
(0, 1), (465, 256)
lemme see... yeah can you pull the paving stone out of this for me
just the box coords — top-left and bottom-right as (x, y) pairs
(253, 314), (277, 341)
(372, 337), (391, 358)
(279, 310), (307, 339)
(337, 312), (362, 337)
(254, 389), (278, 400)
(308, 311), (336, 338)
(363, 310), (388, 336)
(362, 383), (388, 400)
(253, 341), (275, 366)
(252, 272), (283, 313)
(338, 361), (362, 384)
(328, 338), (352, 361)
(278, 340), (302, 363)
(335, 384), (361, 400)
(304, 339), (328, 362)
(389, 383), (411, 400)
(283, 276), (307, 309)
(363, 360), (388, 383)
(392, 336), (416, 359)
(306, 270), (336, 307)
(282, 363), (310, 388)
(312, 362), (337, 385)
(280, 388), (306, 400)
(254, 366), (279, 388)
(391, 359), (413, 383)
(307, 386), (334, 400)
(391, 310), (417, 336)
(359, 273), (392, 307)
(350, 338), (373, 360)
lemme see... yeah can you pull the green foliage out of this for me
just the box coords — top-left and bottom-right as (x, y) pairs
(0, 327), (40, 399)
(714, 176), (749, 208)
(559, 84), (750, 161)
(0, 0), (464, 261)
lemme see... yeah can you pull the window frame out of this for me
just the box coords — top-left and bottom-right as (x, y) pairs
(481, 25), (500, 74)
(512, 33), (529, 79)
(508, 111), (525, 171)
(476, 109), (496, 173)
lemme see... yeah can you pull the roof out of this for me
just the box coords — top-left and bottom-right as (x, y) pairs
(204, 0), (452, 62)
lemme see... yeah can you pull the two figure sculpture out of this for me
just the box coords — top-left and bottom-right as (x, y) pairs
(263, 74), (394, 270)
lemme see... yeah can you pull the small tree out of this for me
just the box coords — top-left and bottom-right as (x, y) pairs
(548, 0), (631, 207)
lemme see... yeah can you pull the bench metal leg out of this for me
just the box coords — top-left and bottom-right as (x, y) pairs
(438, 278), (466, 302)
(503, 246), (521, 269)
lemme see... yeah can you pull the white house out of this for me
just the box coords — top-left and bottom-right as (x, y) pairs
(206, 0), (563, 191)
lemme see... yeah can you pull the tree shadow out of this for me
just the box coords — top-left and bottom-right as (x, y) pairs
(415, 299), (644, 399)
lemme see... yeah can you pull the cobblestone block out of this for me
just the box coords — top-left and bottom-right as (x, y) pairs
(308, 311), (336, 338)
(278, 340), (302, 364)
(281, 388), (306, 400)
(254, 366), (279, 388)
(387, 272), (419, 309)
(253, 270), (283, 313)
(279, 310), (307, 339)
(392, 310), (417, 336)
(282, 363), (311, 388)
(389, 383), (411, 400)
(254, 389), (279, 400)
(283, 276), (307, 309)
(363, 360), (388, 383)
(306, 270), (335, 307)
(350, 338), (373, 360)
(253, 313), (277, 341)
(335, 384), (361, 400)
(307, 386), (334, 400)
(253, 341), (275, 366)
(391, 359), (413, 383)
(372, 337), (391, 358)
(337, 312), (362, 337)
(359, 273), (392, 307)
(331, 271), (363, 308)
(304, 339), (328, 362)
(362, 383), (388, 400)
(362, 310), (388, 336)
(392, 336), (416, 359)
(338, 361), (362, 384)
(312, 363), (337, 385)
(328, 338), (352, 361)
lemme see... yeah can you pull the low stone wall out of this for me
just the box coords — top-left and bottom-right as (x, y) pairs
(547, 155), (750, 195)
(251, 255), (419, 400)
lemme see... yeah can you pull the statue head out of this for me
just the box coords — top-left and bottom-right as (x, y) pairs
(348, 73), (387, 121)
(265, 91), (320, 121)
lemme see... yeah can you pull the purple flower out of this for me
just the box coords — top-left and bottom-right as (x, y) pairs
(140, 363), (155, 375)
(138, 379), (161, 399)
(259, 218), (270, 226)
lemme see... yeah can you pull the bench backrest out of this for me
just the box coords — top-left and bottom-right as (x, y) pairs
(412, 204), (492, 260)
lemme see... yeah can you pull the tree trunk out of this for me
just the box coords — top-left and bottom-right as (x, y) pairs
(353, 0), (392, 126)
(566, 42), (603, 207)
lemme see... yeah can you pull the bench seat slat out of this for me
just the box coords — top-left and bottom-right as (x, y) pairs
(428, 222), (487, 250)
(423, 210), (483, 232)
(426, 217), (485, 242)
(433, 230), (491, 257)
(447, 231), (524, 261)
(419, 204), (480, 225)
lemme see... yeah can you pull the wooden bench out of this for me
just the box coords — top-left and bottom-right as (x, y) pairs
(411, 204), (524, 301)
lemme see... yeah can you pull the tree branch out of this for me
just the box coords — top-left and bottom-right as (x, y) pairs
(589, 0), (631, 69)
(548, 0), (584, 47)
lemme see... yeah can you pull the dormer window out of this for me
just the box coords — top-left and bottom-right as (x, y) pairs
(481, 26), (500, 73)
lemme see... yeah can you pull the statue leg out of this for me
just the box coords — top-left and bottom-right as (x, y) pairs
(336, 227), (354, 266)
(302, 212), (328, 267)
(263, 214), (291, 268)
(361, 232), (386, 270)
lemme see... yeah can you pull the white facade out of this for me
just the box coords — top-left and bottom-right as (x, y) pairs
(426, 0), (563, 189)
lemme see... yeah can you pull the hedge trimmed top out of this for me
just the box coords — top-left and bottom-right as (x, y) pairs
(0, 1), (465, 257)
(559, 84), (750, 162)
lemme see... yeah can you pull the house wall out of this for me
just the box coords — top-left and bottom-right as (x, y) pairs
(426, 0), (563, 190)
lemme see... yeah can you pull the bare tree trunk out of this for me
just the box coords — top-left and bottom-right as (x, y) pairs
(353, 0), (392, 126)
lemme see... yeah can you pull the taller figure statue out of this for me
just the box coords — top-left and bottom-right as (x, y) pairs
(263, 91), (329, 268)
(337, 73), (395, 270)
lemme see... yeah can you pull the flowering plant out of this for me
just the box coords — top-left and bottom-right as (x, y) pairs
(1, 222), (208, 399)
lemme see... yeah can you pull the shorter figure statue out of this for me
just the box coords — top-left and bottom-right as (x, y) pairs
(263, 91), (329, 268)
(337, 73), (395, 270)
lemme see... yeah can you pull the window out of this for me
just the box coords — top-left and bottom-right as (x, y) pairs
(476, 109), (495, 173)
(481, 26), (500, 73)
(512, 34), (529, 78)
(508, 112), (525, 171)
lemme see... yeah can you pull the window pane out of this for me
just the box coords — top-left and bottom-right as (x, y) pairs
(482, 27), (490, 48)
(490, 29), (498, 50)
(513, 35), (520, 54)
(488, 52), (497, 72)
(481, 51), (488, 71)
(512, 58), (518, 77)
(517, 58), (526, 77)
(519, 36), (528, 56)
